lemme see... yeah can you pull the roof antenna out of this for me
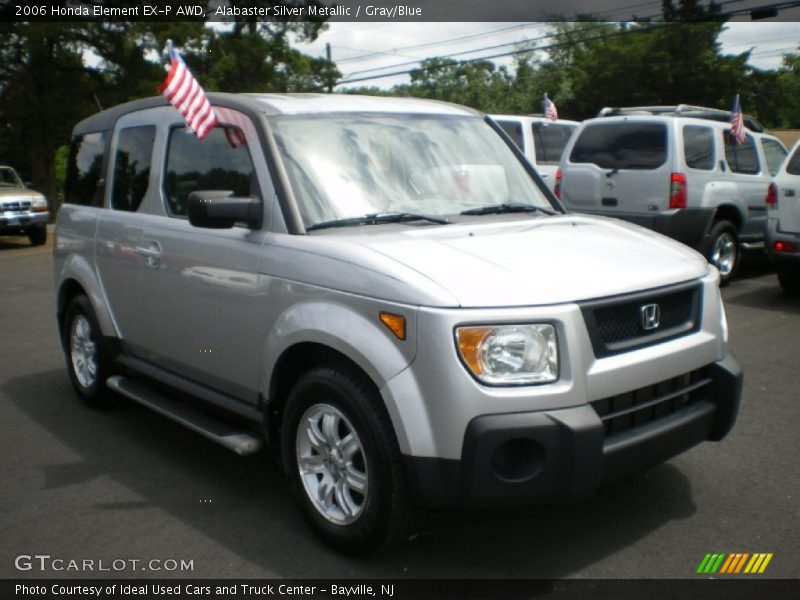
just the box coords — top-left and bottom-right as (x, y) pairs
(93, 94), (103, 111)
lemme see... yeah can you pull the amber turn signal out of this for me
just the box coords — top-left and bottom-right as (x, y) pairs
(379, 312), (406, 340)
(455, 326), (493, 376)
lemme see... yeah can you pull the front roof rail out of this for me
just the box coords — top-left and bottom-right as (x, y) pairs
(597, 104), (765, 133)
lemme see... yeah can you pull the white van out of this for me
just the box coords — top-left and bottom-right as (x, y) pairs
(766, 140), (800, 294)
(490, 114), (579, 194)
(558, 106), (787, 284)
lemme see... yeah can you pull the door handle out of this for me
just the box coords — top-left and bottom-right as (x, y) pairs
(134, 246), (161, 258)
(135, 241), (162, 268)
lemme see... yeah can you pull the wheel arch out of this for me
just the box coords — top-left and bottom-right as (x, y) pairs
(261, 302), (416, 453)
(712, 204), (743, 230)
(56, 255), (118, 341)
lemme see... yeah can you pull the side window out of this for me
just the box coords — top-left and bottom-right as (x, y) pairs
(760, 138), (787, 176)
(65, 132), (106, 206)
(111, 126), (155, 212)
(164, 124), (258, 218)
(683, 125), (714, 170)
(787, 146), (800, 176)
(725, 133), (759, 175)
(496, 121), (524, 151)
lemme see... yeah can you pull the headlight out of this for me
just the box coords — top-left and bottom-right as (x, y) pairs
(455, 323), (558, 385)
(31, 197), (48, 212)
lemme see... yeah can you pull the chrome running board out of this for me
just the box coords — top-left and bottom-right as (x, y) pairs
(106, 375), (263, 456)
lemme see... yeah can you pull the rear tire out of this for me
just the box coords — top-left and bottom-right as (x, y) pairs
(707, 220), (739, 287)
(777, 264), (800, 295)
(28, 225), (47, 246)
(63, 295), (115, 408)
(281, 365), (413, 555)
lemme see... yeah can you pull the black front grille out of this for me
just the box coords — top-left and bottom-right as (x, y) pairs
(591, 367), (711, 438)
(0, 201), (29, 214)
(580, 282), (702, 357)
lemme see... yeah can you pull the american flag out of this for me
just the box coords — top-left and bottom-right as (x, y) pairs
(730, 94), (745, 145)
(543, 93), (558, 121)
(158, 41), (217, 139)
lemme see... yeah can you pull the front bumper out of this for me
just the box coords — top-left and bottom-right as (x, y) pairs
(404, 353), (742, 508)
(0, 210), (49, 234)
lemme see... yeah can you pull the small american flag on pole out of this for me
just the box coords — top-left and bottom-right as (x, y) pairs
(730, 94), (746, 145)
(158, 41), (217, 139)
(543, 93), (558, 121)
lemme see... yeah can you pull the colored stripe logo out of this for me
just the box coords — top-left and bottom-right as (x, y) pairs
(697, 552), (773, 574)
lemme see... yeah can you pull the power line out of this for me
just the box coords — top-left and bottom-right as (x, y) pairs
(336, 2), (741, 81)
(341, 23), (610, 79)
(338, 22), (672, 85)
(336, 2), (800, 86)
(334, 23), (545, 64)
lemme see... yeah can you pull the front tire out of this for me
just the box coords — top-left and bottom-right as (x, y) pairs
(281, 366), (413, 554)
(63, 295), (114, 408)
(707, 219), (739, 286)
(777, 264), (800, 295)
(28, 225), (47, 246)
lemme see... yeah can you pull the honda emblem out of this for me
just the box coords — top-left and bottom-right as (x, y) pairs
(640, 303), (661, 331)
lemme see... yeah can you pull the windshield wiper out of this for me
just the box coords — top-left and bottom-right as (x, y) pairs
(306, 211), (451, 232)
(460, 202), (555, 216)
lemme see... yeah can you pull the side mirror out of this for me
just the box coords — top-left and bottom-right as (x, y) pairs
(24, 181), (34, 188)
(187, 191), (262, 230)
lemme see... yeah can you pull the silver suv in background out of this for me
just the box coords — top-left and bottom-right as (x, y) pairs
(0, 166), (49, 245)
(557, 106), (787, 285)
(489, 114), (578, 194)
(766, 140), (800, 294)
(55, 94), (742, 554)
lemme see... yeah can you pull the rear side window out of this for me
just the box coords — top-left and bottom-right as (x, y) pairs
(725, 133), (759, 175)
(532, 123), (575, 165)
(65, 132), (106, 206)
(760, 138), (787, 176)
(787, 146), (800, 176)
(111, 126), (155, 212)
(683, 125), (714, 170)
(164, 125), (258, 217)
(496, 120), (524, 151)
(570, 122), (667, 169)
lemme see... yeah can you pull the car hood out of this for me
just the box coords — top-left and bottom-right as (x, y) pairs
(353, 214), (709, 307)
(0, 186), (43, 200)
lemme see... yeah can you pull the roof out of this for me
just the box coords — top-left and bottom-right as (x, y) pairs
(597, 105), (765, 132)
(489, 114), (580, 126)
(72, 93), (480, 136)
(246, 93), (479, 116)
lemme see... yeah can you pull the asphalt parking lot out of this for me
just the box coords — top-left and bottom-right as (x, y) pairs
(1, 236), (798, 580)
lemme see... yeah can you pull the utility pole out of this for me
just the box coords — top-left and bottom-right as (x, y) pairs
(326, 43), (333, 93)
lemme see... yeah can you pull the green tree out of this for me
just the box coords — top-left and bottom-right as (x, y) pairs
(0, 9), (337, 206)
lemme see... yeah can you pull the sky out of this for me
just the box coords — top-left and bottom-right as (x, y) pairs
(289, 21), (800, 90)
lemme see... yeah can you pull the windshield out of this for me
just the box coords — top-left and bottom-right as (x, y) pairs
(270, 114), (553, 229)
(0, 167), (23, 187)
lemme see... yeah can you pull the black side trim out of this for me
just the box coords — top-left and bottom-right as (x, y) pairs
(402, 456), (461, 507)
(706, 353), (743, 441)
(115, 355), (263, 425)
